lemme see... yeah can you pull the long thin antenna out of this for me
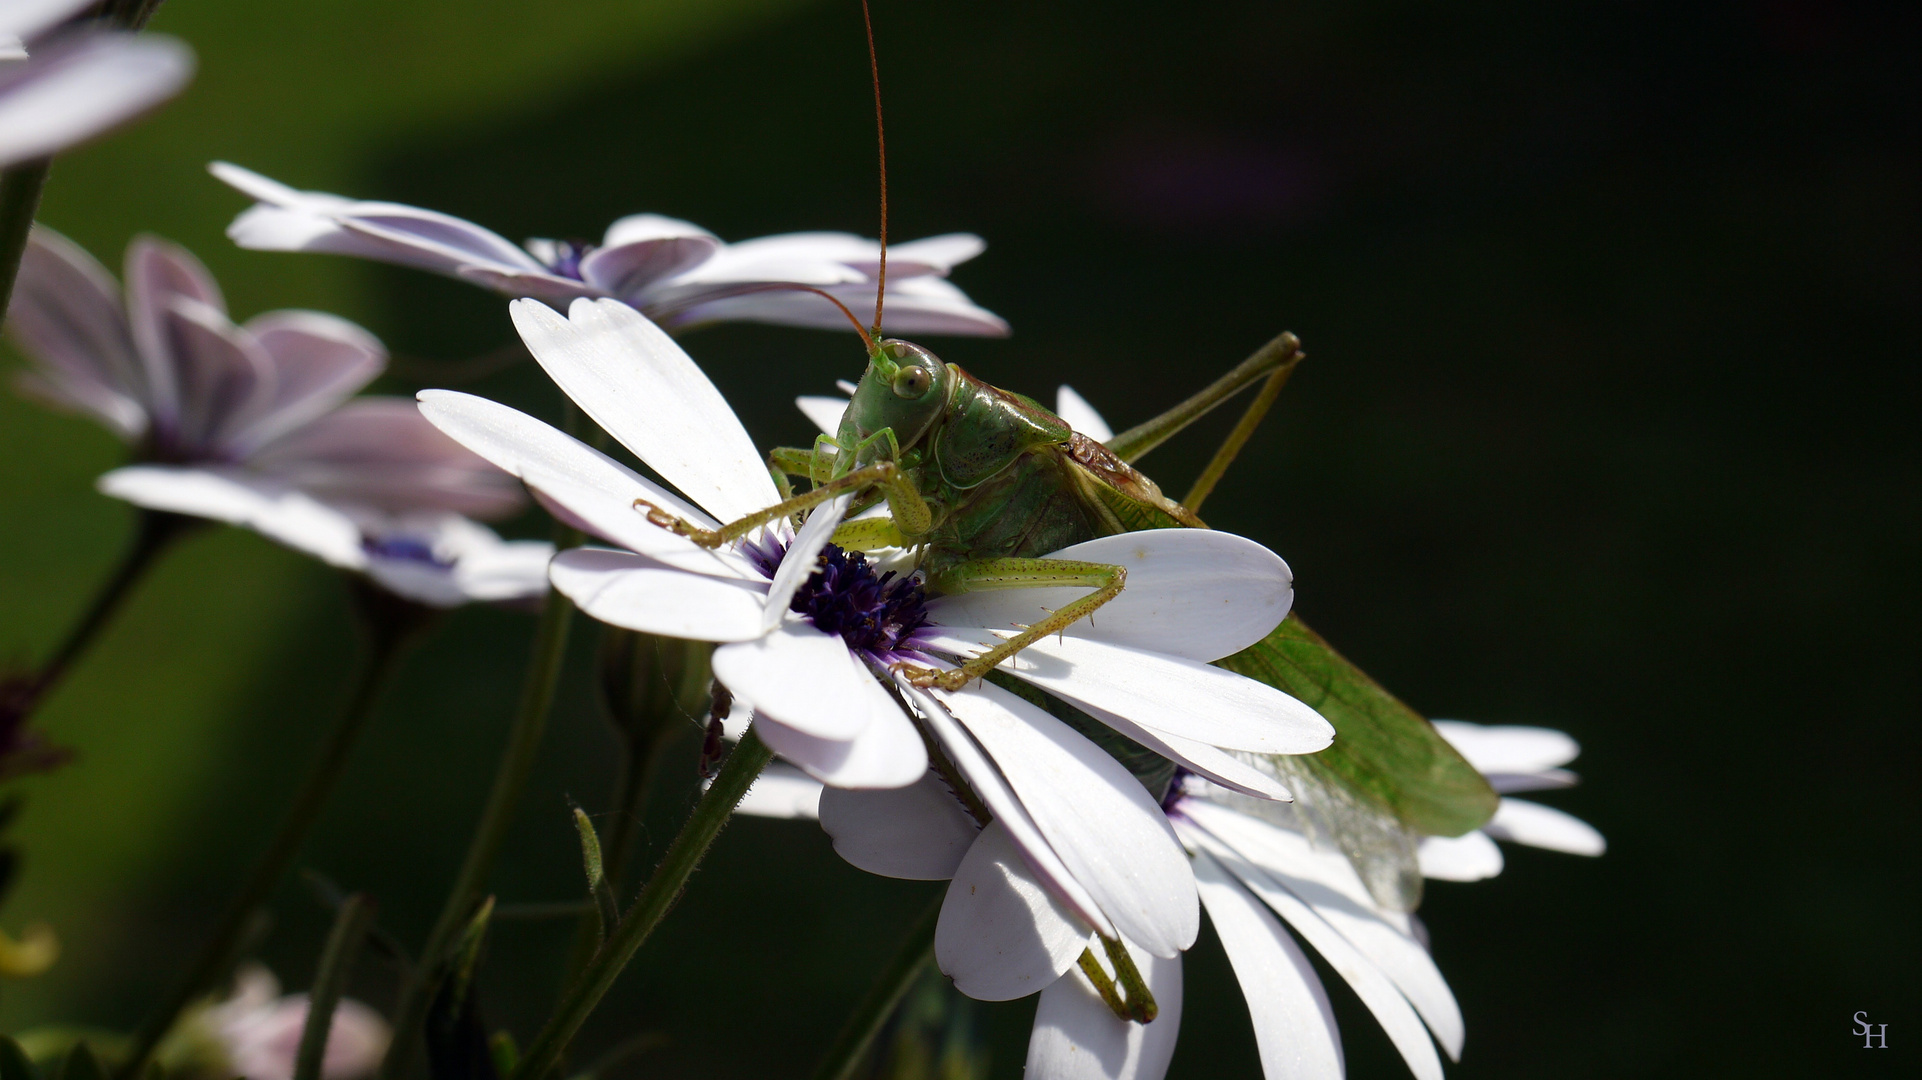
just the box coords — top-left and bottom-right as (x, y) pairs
(861, 0), (888, 341)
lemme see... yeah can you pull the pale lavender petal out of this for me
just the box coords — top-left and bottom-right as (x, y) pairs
(936, 821), (1091, 1002)
(0, 32), (192, 168)
(733, 763), (825, 820)
(818, 771), (981, 880)
(581, 234), (721, 298)
(161, 296), (277, 454)
(0, 0), (93, 40)
(924, 529), (1292, 664)
(1483, 798), (1606, 856)
(920, 629), (1332, 755)
(449, 265), (602, 305)
(1415, 831), (1504, 882)
(249, 398), (525, 520)
(509, 298), (780, 522)
(1188, 828), (1445, 1080)
(599, 213), (716, 249)
(937, 681), (1197, 958)
(124, 234), (224, 428)
(1487, 768), (1578, 794)
(661, 274), (1008, 337)
(97, 465), (363, 569)
(712, 624), (872, 740)
(228, 310), (387, 452)
(5, 226), (146, 437)
(548, 548), (767, 642)
(1054, 385), (1114, 442)
(1026, 939), (1182, 1080)
(1190, 848), (1345, 1080)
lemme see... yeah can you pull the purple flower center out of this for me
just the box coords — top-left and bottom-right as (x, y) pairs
(543, 239), (596, 281)
(362, 534), (452, 569)
(789, 543), (931, 657)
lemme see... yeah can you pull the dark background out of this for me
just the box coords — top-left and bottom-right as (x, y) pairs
(2, 1), (1915, 1077)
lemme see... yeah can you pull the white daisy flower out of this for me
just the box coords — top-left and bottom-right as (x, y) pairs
(417, 295), (1334, 988)
(4, 227), (548, 607)
(0, 0), (193, 168)
(1413, 720), (1607, 881)
(208, 162), (1007, 338)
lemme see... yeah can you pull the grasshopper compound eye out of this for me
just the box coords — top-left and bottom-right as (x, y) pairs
(892, 365), (933, 398)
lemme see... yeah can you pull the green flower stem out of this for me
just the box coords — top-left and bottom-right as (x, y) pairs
(510, 729), (774, 1080)
(8, 511), (196, 727)
(293, 893), (377, 1080)
(381, 585), (576, 1080)
(808, 894), (943, 1080)
(0, 160), (49, 318)
(119, 592), (421, 1079)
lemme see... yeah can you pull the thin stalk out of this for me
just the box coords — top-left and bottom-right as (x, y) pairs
(1181, 352), (1303, 514)
(293, 894), (377, 1080)
(509, 729), (774, 1080)
(119, 598), (419, 1078)
(381, 585), (576, 1079)
(0, 160), (49, 317)
(808, 894), (942, 1080)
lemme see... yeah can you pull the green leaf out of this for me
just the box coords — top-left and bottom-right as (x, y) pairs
(1215, 614), (1497, 837)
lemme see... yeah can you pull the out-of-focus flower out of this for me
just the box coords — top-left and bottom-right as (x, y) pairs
(4, 227), (549, 606)
(420, 297), (1331, 1000)
(1413, 720), (1607, 881)
(163, 965), (389, 1080)
(0, 0), (193, 168)
(209, 162), (1008, 337)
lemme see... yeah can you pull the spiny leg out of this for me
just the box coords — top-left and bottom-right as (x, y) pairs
(897, 557), (1127, 691)
(1104, 332), (1305, 467)
(1180, 344), (1303, 514)
(635, 460), (931, 549)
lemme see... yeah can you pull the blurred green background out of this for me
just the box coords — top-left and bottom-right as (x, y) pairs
(2, 0), (1914, 1076)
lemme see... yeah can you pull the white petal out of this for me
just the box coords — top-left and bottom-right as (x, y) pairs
(1190, 849), (1344, 1080)
(795, 395), (848, 437)
(762, 494), (851, 633)
(925, 530), (1292, 663)
(1179, 805), (1461, 1059)
(901, 681), (1113, 938)
(508, 298), (779, 522)
(732, 763), (824, 820)
(818, 771), (981, 879)
(0, 33), (192, 169)
(1188, 829), (1444, 1080)
(519, 467), (756, 578)
(936, 821), (1089, 1002)
(1430, 719), (1580, 774)
(921, 629), (1331, 755)
(1090, 705), (1292, 801)
(1026, 939), (1182, 1080)
(1415, 831), (1504, 882)
(939, 681), (1197, 958)
(1054, 385), (1114, 442)
(1173, 800), (1401, 934)
(447, 539), (554, 604)
(97, 465), (363, 569)
(548, 548), (767, 641)
(750, 675), (926, 789)
(712, 624), (871, 740)
(1483, 798), (1606, 856)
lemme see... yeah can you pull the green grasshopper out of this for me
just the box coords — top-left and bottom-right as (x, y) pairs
(633, 0), (1495, 912)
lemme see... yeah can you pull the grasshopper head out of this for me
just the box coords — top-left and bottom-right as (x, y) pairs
(839, 338), (950, 464)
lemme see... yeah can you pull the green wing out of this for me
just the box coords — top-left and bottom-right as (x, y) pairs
(1214, 614), (1498, 838)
